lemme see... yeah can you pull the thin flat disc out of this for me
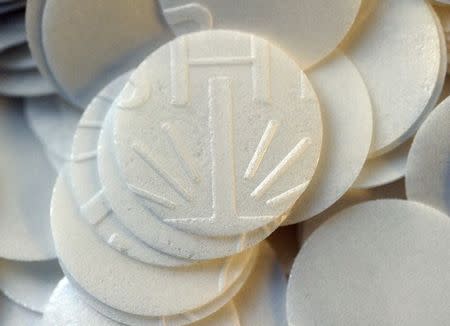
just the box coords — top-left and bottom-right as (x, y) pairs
(51, 170), (256, 317)
(41, 0), (174, 107)
(285, 51), (372, 224)
(109, 30), (322, 243)
(0, 293), (41, 326)
(406, 96), (450, 216)
(288, 200), (450, 325)
(0, 98), (56, 261)
(344, 0), (445, 157)
(0, 259), (63, 313)
(353, 139), (412, 189)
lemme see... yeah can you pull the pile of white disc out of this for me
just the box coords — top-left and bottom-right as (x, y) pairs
(0, 0), (449, 325)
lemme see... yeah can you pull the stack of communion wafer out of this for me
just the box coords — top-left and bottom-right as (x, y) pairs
(0, 1), (449, 325)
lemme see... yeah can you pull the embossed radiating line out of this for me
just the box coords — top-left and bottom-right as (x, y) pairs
(170, 37), (189, 106)
(81, 189), (112, 225)
(161, 122), (201, 183)
(209, 77), (238, 220)
(107, 233), (129, 252)
(71, 150), (97, 162)
(244, 120), (279, 179)
(127, 183), (177, 209)
(265, 181), (310, 207)
(132, 141), (192, 201)
(251, 35), (271, 103)
(251, 137), (312, 198)
(77, 120), (103, 129)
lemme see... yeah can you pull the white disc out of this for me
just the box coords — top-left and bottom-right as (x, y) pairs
(299, 180), (406, 245)
(0, 69), (54, 97)
(0, 10), (26, 53)
(69, 73), (193, 267)
(159, 0), (361, 69)
(406, 96), (450, 216)
(288, 200), (450, 325)
(0, 293), (41, 326)
(25, 96), (81, 166)
(41, 0), (174, 107)
(345, 0), (445, 157)
(64, 244), (257, 326)
(110, 30), (322, 242)
(0, 259), (63, 313)
(0, 98), (56, 261)
(285, 51), (373, 224)
(44, 278), (241, 326)
(353, 139), (412, 189)
(0, 43), (35, 70)
(51, 170), (256, 317)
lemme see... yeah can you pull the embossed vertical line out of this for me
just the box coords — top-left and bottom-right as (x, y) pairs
(251, 35), (271, 103)
(161, 122), (201, 183)
(251, 137), (312, 199)
(209, 77), (237, 220)
(170, 37), (189, 106)
(244, 120), (279, 179)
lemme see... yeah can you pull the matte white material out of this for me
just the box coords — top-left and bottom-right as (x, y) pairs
(159, 0), (361, 69)
(406, 96), (450, 216)
(25, 96), (81, 169)
(0, 10), (26, 53)
(299, 180), (406, 245)
(0, 293), (41, 326)
(41, 0), (174, 107)
(285, 51), (372, 224)
(345, 0), (445, 156)
(0, 69), (54, 97)
(70, 73), (192, 267)
(288, 200), (450, 325)
(51, 170), (256, 316)
(353, 140), (412, 189)
(26, 0), (69, 103)
(0, 259), (63, 313)
(0, 43), (34, 70)
(0, 98), (56, 261)
(110, 30), (322, 242)
(45, 277), (243, 326)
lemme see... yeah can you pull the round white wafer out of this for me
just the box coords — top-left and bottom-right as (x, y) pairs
(285, 51), (372, 224)
(43, 278), (241, 326)
(109, 30), (321, 243)
(352, 139), (412, 189)
(0, 293), (41, 326)
(0, 98), (56, 261)
(51, 170), (256, 317)
(0, 259), (63, 313)
(288, 200), (450, 325)
(406, 96), (450, 216)
(41, 0), (174, 107)
(345, 0), (445, 157)
(158, 0), (360, 69)
(69, 73), (192, 267)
